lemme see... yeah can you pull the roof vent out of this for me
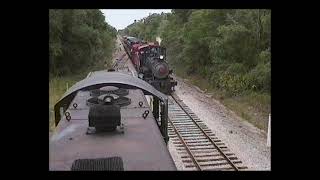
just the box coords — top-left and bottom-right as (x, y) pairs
(86, 94), (131, 107)
(71, 157), (124, 171)
(88, 103), (121, 133)
(87, 93), (130, 134)
(90, 86), (129, 97)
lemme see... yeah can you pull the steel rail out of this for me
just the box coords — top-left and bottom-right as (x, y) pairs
(170, 93), (239, 171)
(168, 118), (202, 171)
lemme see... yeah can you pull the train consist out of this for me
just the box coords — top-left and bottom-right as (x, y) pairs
(49, 37), (177, 171)
(49, 36), (246, 171)
(122, 36), (177, 94)
(49, 71), (176, 171)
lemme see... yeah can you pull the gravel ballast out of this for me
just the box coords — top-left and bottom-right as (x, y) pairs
(168, 76), (271, 170)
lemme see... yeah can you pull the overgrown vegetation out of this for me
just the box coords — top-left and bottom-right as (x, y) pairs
(122, 9), (271, 130)
(49, 9), (117, 77)
(49, 10), (116, 131)
(49, 74), (85, 131)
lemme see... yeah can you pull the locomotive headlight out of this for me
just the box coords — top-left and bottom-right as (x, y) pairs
(160, 55), (164, 60)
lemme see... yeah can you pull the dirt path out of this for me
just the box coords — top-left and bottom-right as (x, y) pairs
(171, 76), (271, 170)
(110, 36), (125, 65)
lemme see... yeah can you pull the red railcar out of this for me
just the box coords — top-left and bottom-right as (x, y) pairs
(131, 43), (142, 69)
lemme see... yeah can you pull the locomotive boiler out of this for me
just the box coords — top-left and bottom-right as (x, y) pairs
(138, 45), (177, 94)
(144, 52), (169, 79)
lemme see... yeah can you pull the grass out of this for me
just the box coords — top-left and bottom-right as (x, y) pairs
(174, 66), (271, 132)
(222, 92), (270, 131)
(49, 73), (88, 132)
(49, 41), (116, 133)
(49, 62), (113, 132)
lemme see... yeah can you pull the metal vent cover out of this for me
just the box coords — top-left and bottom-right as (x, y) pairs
(71, 157), (124, 171)
(86, 96), (131, 107)
(88, 104), (121, 132)
(100, 86), (119, 91)
(89, 89), (129, 97)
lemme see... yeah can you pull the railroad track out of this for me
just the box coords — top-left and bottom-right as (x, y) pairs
(117, 38), (247, 171)
(167, 93), (247, 171)
(113, 53), (128, 70)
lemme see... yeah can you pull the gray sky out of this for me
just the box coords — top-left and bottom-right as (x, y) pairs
(101, 9), (172, 30)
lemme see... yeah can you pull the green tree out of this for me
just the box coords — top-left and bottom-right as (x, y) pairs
(49, 9), (117, 77)
(123, 9), (271, 94)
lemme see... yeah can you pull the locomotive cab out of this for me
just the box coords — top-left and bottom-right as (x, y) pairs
(148, 46), (166, 60)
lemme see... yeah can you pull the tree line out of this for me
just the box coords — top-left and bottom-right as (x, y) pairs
(122, 9), (271, 96)
(49, 9), (117, 78)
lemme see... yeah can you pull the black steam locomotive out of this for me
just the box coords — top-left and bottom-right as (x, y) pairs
(122, 36), (177, 94)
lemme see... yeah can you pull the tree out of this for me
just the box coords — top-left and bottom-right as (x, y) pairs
(123, 9), (271, 94)
(49, 9), (117, 77)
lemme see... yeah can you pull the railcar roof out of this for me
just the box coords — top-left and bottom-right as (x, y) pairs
(126, 37), (141, 43)
(50, 89), (176, 170)
(54, 72), (168, 125)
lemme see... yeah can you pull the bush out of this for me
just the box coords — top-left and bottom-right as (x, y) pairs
(225, 63), (248, 75)
(49, 9), (117, 77)
(246, 61), (271, 92)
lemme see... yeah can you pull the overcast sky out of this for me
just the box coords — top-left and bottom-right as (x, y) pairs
(101, 9), (172, 30)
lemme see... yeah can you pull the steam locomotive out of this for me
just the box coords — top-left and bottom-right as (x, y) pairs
(49, 36), (179, 171)
(122, 36), (177, 94)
